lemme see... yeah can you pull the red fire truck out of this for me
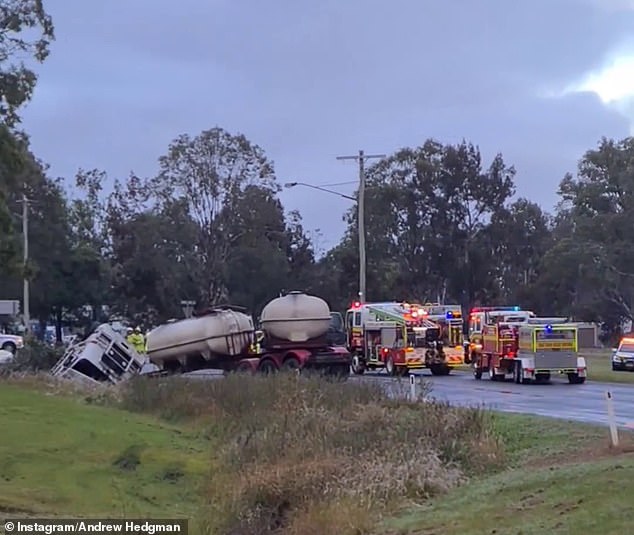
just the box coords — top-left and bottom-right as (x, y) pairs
(472, 316), (587, 384)
(345, 301), (449, 376)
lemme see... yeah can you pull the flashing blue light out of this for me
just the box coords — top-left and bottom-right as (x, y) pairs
(513, 306), (520, 311)
(446, 311), (453, 319)
(545, 324), (553, 333)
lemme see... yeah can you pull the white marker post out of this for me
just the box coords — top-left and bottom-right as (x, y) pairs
(605, 391), (619, 447)
(409, 374), (416, 402)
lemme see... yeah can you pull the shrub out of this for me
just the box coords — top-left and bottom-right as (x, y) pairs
(121, 372), (505, 534)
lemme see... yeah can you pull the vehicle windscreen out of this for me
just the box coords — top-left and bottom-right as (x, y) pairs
(619, 342), (634, 353)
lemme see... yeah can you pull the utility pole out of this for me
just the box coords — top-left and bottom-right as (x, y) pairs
(18, 191), (30, 334)
(336, 150), (385, 303)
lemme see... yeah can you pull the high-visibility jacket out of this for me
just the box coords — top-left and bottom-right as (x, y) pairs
(127, 333), (146, 354)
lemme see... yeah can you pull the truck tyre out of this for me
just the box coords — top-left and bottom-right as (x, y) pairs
(258, 359), (278, 375)
(282, 356), (301, 372)
(351, 355), (365, 375)
(513, 361), (521, 384)
(474, 368), (482, 380)
(515, 362), (531, 384)
(386, 356), (397, 376)
(567, 373), (586, 384)
(488, 361), (499, 382)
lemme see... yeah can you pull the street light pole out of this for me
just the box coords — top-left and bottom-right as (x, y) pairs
(336, 150), (385, 303)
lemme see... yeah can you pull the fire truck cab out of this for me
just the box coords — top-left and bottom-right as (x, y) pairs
(472, 317), (587, 384)
(417, 303), (465, 366)
(345, 301), (449, 376)
(466, 306), (535, 362)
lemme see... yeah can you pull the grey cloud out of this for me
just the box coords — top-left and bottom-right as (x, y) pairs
(20, 0), (634, 248)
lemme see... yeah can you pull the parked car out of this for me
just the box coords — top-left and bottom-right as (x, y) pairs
(612, 336), (634, 371)
(0, 333), (24, 354)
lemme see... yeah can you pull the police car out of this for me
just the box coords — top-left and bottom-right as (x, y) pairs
(612, 336), (634, 371)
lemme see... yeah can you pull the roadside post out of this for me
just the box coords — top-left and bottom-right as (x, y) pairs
(605, 391), (619, 447)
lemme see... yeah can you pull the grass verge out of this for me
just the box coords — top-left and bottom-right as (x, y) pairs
(582, 350), (634, 384)
(4, 370), (632, 534)
(0, 376), (209, 521)
(384, 413), (634, 535)
(120, 373), (506, 534)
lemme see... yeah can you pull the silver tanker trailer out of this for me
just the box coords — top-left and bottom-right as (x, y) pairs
(146, 292), (351, 378)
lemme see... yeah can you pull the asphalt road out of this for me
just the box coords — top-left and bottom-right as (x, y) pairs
(353, 369), (634, 429)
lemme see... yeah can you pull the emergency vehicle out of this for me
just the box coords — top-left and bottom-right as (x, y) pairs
(417, 303), (465, 365)
(465, 306), (535, 362)
(472, 317), (587, 384)
(611, 335), (634, 371)
(345, 301), (450, 376)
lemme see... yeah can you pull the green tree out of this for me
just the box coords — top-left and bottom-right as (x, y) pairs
(106, 181), (201, 324)
(0, 0), (55, 271)
(486, 198), (553, 308)
(536, 136), (634, 336)
(331, 139), (516, 321)
(148, 127), (279, 305)
(0, 0), (55, 127)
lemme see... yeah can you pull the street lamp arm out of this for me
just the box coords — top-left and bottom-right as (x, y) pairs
(284, 181), (356, 201)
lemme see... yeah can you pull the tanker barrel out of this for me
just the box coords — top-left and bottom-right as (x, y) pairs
(260, 291), (332, 343)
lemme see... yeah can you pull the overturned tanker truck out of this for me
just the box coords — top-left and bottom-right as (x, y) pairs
(146, 291), (352, 378)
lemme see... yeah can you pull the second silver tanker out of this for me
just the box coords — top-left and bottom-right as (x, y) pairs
(145, 291), (351, 377)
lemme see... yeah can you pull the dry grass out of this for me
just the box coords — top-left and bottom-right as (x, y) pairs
(119, 373), (506, 534)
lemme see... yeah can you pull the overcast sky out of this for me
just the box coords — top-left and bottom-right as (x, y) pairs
(20, 0), (634, 253)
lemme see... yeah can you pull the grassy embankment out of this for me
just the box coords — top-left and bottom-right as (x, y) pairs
(2, 372), (634, 534)
(0, 378), (210, 520)
(385, 414), (634, 535)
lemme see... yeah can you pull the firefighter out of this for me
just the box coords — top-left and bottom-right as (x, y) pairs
(128, 326), (146, 355)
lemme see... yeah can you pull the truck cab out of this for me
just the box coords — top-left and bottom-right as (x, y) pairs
(326, 312), (346, 346)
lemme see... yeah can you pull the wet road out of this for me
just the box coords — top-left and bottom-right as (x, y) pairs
(354, 369), (634, 429)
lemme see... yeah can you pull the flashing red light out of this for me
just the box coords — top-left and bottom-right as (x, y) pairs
(352, 301), (361, 309)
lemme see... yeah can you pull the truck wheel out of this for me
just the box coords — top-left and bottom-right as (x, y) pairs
(567, 373), (586, 384)
(488, 362), (499, 382)
(474, 368), (482, 380)
(513, 361), (521, 384)
(351, 355), (365, 375)
(386, 356), (397, 376)
(282, 357), (301, 373)
(258, 359), (278, 375)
